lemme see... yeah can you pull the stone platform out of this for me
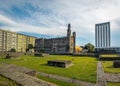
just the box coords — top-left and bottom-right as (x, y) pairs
(47, 60), (73, 68)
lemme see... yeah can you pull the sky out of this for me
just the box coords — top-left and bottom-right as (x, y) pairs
(0, 0), (120, 46)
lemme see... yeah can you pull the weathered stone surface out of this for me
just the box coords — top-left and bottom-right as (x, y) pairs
(5, 52), (23, 59)
(0, 64), (34, 74)
(113, 60), (120, 68)
(34, 53), (49, 57)
(106, 73), (120, 82)
(25, 71), (37, 77)
(0, 64), (57, 86)
(47, 60), (73, 68)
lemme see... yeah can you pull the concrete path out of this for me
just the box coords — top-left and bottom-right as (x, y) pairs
(0, 64), (57, 86)
(97, 61), (107, 86)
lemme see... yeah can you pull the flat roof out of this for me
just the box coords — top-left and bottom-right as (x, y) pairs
(0, 28), (37, 38)
(95, 22), (110, 25)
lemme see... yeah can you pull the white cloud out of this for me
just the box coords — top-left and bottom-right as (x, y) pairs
(0, 14), (66, 36)
(0, 14), (17, 25)
(0, 0), (120, 45)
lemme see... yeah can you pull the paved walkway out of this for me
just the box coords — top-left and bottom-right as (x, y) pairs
(97, 61), (107, 86)
(0, 64), (57, 86)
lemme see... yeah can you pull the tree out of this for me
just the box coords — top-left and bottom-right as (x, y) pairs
(27, 44), (34, 52)
(28, 44), (34, 49)
(75, 46), (82, 53)
(84, 43), (95, 53)
(10, 48), (16, 52)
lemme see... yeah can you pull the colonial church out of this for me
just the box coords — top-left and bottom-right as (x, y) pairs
(35, 24), (76, 54)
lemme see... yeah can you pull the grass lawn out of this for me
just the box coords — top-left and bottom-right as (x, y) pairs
(107, 82), (120, 86)
(102, 61), (120, 73)
(0, 55), (97, 83)
(0, 75), (17, 86)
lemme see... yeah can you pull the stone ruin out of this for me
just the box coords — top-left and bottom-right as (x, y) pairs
(47, 60), (73, 68)
(34, 53), (49, 57)
(113, 60), (120, 68)
(6, 52), (23, 59)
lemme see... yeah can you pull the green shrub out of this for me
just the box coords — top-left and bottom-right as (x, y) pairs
(10, 48), (16, 52)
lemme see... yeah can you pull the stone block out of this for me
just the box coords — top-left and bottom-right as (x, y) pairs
(47, 60), (73, 68)
(113, 60), (120, 68)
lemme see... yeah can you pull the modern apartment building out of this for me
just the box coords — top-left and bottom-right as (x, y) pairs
(0, 29), (17, 51)
(0, 29), (36, 52)
(95, 22), (110, 48)
(95, 22), (120, 53)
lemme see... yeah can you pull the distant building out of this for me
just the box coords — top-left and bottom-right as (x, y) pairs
(95, 22), (110, 48)
(95, 22), (120, 53)
(0, 29), (17, 51)
(35, 24), (76, 54)
(0, 29), (36, 52)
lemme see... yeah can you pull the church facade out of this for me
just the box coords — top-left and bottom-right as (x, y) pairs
(35, 24), (76, 54)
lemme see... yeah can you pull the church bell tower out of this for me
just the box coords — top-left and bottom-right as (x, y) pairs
(67, 23), (71, 38)
(67, 23), (71, 53)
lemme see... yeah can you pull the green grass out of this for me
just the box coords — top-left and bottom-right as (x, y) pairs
(0, 55), (97, 83)
(107, 82), (120, 86)
(0, 75), (17, 86)
(37, 75), (79, 86)
(102, 61), (120, 73)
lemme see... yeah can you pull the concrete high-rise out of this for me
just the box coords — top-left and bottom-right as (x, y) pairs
(95, 22), (110, 48)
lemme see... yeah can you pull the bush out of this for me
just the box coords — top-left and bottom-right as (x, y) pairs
(10, 48), (16, 52)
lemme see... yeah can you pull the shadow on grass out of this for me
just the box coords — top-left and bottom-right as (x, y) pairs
(40, 64), (48, 66)
(40, 64), (65, 69)
(107, 66), (113, 68)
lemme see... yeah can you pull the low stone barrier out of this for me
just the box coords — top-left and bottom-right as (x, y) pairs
(113, 60), (120, 68)
(47, 60), (73, 68)
(99, 57), (120, 61)
(72, 53), (97, 57)
(25, 71), (37, 77)
(0, 52), (7, 58)
(34, 53), (49, 57)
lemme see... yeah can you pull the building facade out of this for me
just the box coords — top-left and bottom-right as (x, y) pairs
(95, 22), (120, 53)
(35, 24), (76, 54)
(0, 29), (36, 52)
(95, 22), (110, 48)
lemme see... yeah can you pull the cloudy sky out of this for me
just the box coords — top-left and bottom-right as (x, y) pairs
(0, 0), (120, 46)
